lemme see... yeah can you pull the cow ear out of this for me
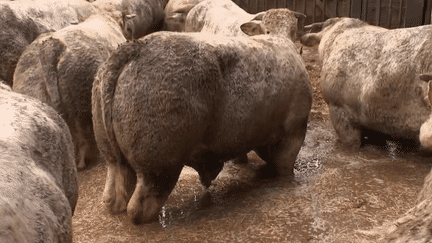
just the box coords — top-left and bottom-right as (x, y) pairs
(300, 33), (321, 47)
(240, 21), (264, 36)
(125, 14), (137, 20)
(293, 11), (306, 20)
(165, 13), (182, 24)
(173, 3), (195, 14)
(252, 11), (266, 21)
(304, 22), (324, 33)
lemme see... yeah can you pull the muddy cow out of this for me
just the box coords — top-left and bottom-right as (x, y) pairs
(1, 0), (168, 87)
(300, 17), (432, 147)
(164, 0), (204, 32)
(92, 8), (312, 224)
(93, 0), (168, 40)
(185, 0), (306, 41)
(12, 10), (151, 170)
(0, 82), (78, 242)
(0, 0), (100, 86)
(184, 0), (306, 164)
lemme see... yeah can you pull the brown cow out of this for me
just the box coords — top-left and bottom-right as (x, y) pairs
(92, 8), (311, 224)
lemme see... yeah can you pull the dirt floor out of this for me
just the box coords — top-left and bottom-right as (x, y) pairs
(72, 43), (432, 242)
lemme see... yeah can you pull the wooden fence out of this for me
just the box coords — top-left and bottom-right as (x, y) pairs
(232, 0), (432, 28)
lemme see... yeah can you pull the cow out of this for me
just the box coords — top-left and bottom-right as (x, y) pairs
(300, 17), (432, 148)
(11, 11), (135, 170)
(1, 0), (168, 87)
(12, 0), (167, 170)
(373, 74), (432, 242)
(184, 0), (306, 41)
(0, 82), (78, 243)
(92, 8), (312, 224)
(164, 0), (204, 32)
(183, 0), (306, 164)
(0, 0), (100, 86)
(93, 0), (168, 40)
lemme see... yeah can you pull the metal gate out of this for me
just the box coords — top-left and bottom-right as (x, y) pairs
(233, 0), (432, 28)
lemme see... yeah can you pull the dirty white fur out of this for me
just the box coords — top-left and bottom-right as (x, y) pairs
(12, 12), (131, 170)
(301, 17), (432, 146)
(164, 0), (204, 32)
(0, 82), (77, 243)
(185, 0), (260, 36)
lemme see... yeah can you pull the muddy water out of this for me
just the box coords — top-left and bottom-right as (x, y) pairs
(72, 120), (432, 243)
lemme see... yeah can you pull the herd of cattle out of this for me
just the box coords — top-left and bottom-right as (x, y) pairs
(1, 0), (432, 241)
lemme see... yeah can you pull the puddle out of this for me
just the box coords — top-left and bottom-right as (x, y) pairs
(72, 120), (432, 243)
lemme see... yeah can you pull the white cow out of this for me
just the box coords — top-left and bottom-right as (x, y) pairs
(185, 0), (306, 41)
(301, 17), (432, 147)
(0, 82), (78, 242)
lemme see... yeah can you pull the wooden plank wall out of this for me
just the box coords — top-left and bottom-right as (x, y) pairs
(232, 0), (431, 28)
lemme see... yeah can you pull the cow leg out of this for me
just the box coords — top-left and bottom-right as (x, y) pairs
(71, 118), (88, 170)
(127, 165), (183, 224)
(103, 161), (136, 214)
(76, 137), (88, 170)
(255, 118), (308, 179)
(329, 105), (361, 147)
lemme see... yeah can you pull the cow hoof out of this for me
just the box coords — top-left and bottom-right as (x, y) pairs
(76, 162), (86, 170)
(127, 189), (160, 224)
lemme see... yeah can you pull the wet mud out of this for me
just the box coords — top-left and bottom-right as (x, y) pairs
(72, 44), (432, 243)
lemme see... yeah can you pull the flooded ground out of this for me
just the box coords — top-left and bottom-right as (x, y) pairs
(72, 44), (432, 243)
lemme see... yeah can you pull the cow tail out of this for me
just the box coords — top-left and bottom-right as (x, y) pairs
(39, 37), (67, 116)
(98, 42), (141, 157)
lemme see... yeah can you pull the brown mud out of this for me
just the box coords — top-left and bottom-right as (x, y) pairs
(72, 43), (432, 243)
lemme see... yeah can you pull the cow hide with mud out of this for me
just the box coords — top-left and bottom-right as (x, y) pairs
(300, 17), (432, 147)
(185, 0), (306, 40)
(0, 0), (99, 86)
(0, 82), (78, 243)
(92, 10), (311, 223)
(12, 0), (167, 170)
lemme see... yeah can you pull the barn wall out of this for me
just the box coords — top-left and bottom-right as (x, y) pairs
(233, 0), (431, 28)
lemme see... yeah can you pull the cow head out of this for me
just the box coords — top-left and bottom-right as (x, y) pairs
(300, 17), (366, 47)
(121, 12), (137, 41)
(240, 9), (306, 42)
(164, 3), (196, 32)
